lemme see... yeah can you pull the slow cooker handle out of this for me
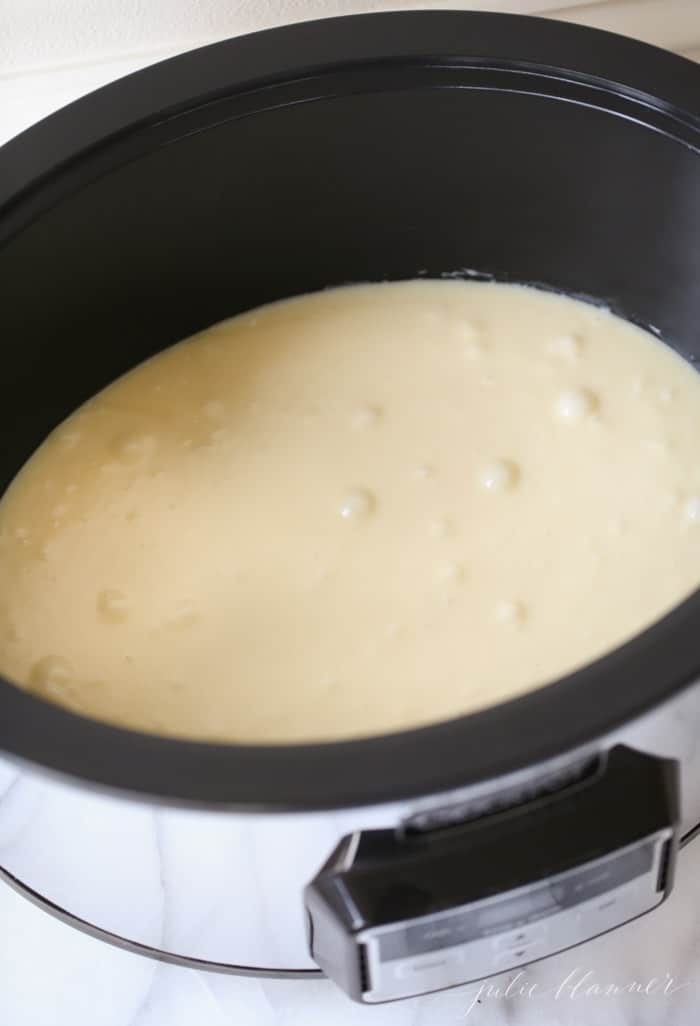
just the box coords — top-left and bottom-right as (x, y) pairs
(305, 745), (679, 1003)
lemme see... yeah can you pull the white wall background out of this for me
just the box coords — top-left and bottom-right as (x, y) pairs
(0, 0), (699, 145)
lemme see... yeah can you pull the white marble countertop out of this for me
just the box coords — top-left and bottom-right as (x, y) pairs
(1, 3), (700, 1024)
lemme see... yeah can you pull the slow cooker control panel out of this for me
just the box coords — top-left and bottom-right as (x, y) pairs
(304, 746), (678, 1003)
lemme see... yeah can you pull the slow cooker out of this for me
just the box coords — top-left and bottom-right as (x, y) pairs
(1, 10), (699, 1004)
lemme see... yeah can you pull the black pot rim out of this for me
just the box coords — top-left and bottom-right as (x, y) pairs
(1, 10), (700, 811)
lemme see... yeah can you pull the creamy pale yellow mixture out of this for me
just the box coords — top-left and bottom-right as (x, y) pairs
(1, 280), (700, 742)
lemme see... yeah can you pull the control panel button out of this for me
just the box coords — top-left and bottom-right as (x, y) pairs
(492, 922), (547, 951)
(395, 950), (463, 979)
(494, 942), (542, 968)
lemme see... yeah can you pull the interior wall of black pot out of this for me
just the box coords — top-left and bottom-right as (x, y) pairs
(1, 84), (699, 491)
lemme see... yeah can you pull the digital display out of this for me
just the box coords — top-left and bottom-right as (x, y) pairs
(378, 839), (656, 962)
(475, 888), (555, 930)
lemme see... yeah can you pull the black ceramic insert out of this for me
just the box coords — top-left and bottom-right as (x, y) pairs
(0, 12), (699, 808)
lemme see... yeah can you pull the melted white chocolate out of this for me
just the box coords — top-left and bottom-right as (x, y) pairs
(1, 280), (700, 742)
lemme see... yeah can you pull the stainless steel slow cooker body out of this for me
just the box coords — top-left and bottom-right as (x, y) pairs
(0, 11), (699, 1003)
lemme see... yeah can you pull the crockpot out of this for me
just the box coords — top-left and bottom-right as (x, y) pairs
(1, 10), (699, 1004)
